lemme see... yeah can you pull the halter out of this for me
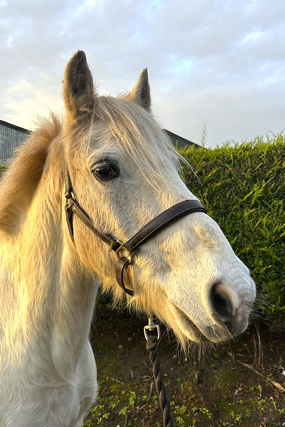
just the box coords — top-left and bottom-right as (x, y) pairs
(64, 169), (207, 296)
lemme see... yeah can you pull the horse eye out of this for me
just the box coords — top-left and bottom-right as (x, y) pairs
(92, 162), (118, 181)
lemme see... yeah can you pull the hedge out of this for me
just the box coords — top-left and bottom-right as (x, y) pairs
(179, 133), (285, 314)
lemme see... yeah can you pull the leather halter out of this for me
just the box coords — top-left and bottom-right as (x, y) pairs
(64, 170), (207, 296)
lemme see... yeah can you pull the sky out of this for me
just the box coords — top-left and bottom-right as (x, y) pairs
(1, 0), (285, 148)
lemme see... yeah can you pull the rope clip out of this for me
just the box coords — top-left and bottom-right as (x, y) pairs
(144, 317), (161, 341)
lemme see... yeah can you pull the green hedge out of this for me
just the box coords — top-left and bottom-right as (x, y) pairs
(179, 133), (285, 314)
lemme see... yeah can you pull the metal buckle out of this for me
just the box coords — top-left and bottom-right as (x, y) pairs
(115, 240), (133, 263)
(65, 190), (76, 201)
(144, 317), (161, 341)
(115, 240), (127, 254)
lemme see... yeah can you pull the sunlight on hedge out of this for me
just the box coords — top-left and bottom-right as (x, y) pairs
(180, 133), (285, 314)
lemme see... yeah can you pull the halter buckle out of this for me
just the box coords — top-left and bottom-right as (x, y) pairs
(65, 190), (76, 201)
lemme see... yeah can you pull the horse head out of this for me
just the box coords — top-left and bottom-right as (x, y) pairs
(62, 51), (256, 347)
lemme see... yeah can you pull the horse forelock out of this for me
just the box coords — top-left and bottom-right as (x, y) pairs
(84, 96), (182, 190)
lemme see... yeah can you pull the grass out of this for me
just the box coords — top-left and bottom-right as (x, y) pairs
(83, 308), (285, 427)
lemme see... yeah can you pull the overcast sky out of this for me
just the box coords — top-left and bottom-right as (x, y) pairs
(1, 0), (284, 147)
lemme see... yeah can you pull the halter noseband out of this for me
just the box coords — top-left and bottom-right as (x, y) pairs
(64, 170), (207, 296)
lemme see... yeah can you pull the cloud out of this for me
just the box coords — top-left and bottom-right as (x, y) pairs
(0, 0), (284, 146)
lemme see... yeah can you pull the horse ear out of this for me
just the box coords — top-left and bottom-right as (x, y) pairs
(126, 68), (151, 111)
(63, 50), (95, 124)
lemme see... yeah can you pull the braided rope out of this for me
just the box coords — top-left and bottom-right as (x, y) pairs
(146, 335), (174, 427)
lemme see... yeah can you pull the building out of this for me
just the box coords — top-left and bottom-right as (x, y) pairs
(164, 130), (199, 150)
(0, 119), (198, 166)
(0, 120), (30, 165)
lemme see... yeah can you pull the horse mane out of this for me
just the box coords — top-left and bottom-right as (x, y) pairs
(0, 113), (61, 236)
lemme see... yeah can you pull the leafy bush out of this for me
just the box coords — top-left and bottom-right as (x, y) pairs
(180, 133), (285, 314)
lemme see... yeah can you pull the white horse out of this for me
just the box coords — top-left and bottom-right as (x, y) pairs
(0, 51), (256, 427)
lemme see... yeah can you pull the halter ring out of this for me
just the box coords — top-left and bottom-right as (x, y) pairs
(115, 240), (133, 263)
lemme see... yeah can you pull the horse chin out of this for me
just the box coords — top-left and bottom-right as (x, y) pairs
(170, 303), (232, 344)
(170, 304), (209, 343)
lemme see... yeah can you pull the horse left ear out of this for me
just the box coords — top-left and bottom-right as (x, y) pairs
(126, 68), (151, 111)
(63, 50), (95, 124)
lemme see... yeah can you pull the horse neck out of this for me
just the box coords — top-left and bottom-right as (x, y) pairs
(7, 142), (98, 365)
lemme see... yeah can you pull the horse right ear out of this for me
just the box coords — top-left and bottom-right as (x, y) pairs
(125, 68), (151, 111)
(63, 51), (95, 125)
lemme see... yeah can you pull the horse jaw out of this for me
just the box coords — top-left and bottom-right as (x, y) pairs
(127, 213), (256, 347)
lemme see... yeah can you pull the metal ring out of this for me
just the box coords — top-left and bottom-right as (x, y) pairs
(144, 323), (161, 341)
(115, 240), (133, 263)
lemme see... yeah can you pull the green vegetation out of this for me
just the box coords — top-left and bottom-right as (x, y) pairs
(179, 133), (285, 314)
(82, 377), (216, 426)
(82, 345), (285, 427)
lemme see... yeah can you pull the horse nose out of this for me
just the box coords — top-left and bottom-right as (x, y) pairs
(209, 282), (234, 327)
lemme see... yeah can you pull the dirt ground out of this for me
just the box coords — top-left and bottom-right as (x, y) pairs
(84, 305), (285, 427)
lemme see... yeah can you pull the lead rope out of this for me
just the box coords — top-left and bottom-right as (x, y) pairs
(144, 318), (174, 427)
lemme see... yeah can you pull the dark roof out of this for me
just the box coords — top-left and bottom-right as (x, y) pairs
(0, 119), (30, 135)
(0, 119), (199, 150)
(164, 129), (200, 149)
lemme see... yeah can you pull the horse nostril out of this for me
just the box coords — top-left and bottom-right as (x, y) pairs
(210, 283), (233, 325)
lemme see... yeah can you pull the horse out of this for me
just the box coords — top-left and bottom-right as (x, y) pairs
(0, 51), (256, 427)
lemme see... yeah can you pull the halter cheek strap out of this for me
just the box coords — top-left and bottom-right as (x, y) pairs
(64, 169), (207, 296)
